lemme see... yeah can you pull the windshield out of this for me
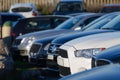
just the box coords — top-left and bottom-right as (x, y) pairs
(82, 14), (118, 31)
(55, 15), (83, 29)
(12, 7), (32, 12)
(101, 15), (120, 30)
(56, 2), (84, 12)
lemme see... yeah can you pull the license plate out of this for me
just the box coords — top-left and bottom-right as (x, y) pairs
(47, 55), (54, 60)
(57, 56), (64, 66)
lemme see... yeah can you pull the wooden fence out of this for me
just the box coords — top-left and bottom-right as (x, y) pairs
(0, 0), (59, 12)
(84, 0), (120, 12)
(0, 0), (120, 12)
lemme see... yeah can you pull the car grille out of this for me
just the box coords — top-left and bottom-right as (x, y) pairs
(59, 65), (71, 76)
(29, 43), (42, 58)
(48, 44), (61, 54)
(96, 59), (110, 67)
(58, 48), (68, 58)
(30, 43), (42, 53)
(13, 39), (22, 45)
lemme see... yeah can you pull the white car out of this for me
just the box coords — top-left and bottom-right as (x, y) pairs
(57, 31), (120, 77)
(9, 3), (39, 18)
(57, 14), (120, 76)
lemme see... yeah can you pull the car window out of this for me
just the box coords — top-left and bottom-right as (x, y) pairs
(54, 18), (67, 27)
(25, 19), (51, 30)
(81, 16), (101, 27)
(82, 14), (118, 31)
(55, 16), (84, 29)
(101, 15), (120, 30)
(56, 2), (83, 12)
(12, 7), (32, 12)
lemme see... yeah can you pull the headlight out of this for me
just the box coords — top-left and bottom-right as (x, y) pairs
(27, 36), (35, 44)
(74, 48), (105, 58)
(21, 36), (35, 46)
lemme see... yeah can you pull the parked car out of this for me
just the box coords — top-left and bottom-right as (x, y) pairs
(12, 15), (70, 40)
(28, 13), (103, 65)
(92, 44), (120, 68)
(57, 30), (120, 76)
(11, 13), (101, 61)
(53, 0), (86, 15)
(59, 64), (120, 80)
(100, 4), (120, 13)
(46, 12), (120, 71)
(9, 3), (39, 18)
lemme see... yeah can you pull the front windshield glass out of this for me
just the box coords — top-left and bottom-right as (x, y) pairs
(101, 15), (120, 30)
(82, 14), (118, 31)
(55, 15), (83, 29)
(12, 7), (32, 12)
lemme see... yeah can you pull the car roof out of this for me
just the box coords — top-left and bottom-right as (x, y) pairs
(68, 12), (97, 16)
(72, 12), (101, 18)
(10, 3), (35, 8)
(18, 15), (71, 21)
(103, 4), (120, 7)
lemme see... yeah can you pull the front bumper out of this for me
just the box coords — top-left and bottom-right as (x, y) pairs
(59, 65), (71, 77)
(30, 56), (47, 67)
(47, 54), (59, 71)
(57, 46), (92, 76)
(11, 46), (29, 57)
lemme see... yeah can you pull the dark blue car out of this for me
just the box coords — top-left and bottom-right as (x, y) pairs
(92, 44), (120, 68)
(53, 0), (86, 15)
(59, 64), (120, 80)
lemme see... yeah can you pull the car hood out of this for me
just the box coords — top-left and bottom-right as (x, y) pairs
(34, 36), (59, 47)
(95, 44), (120, 62)
(52, 29), (115, 45)
(62, 31), (120, 50)
(16, 29), (74, 39)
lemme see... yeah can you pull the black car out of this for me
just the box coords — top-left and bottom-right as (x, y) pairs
(92, 44), (120, 68)
(59, 64), (120, 80)
(12, 15), (70, 40)
(46, 12), (120, 71)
